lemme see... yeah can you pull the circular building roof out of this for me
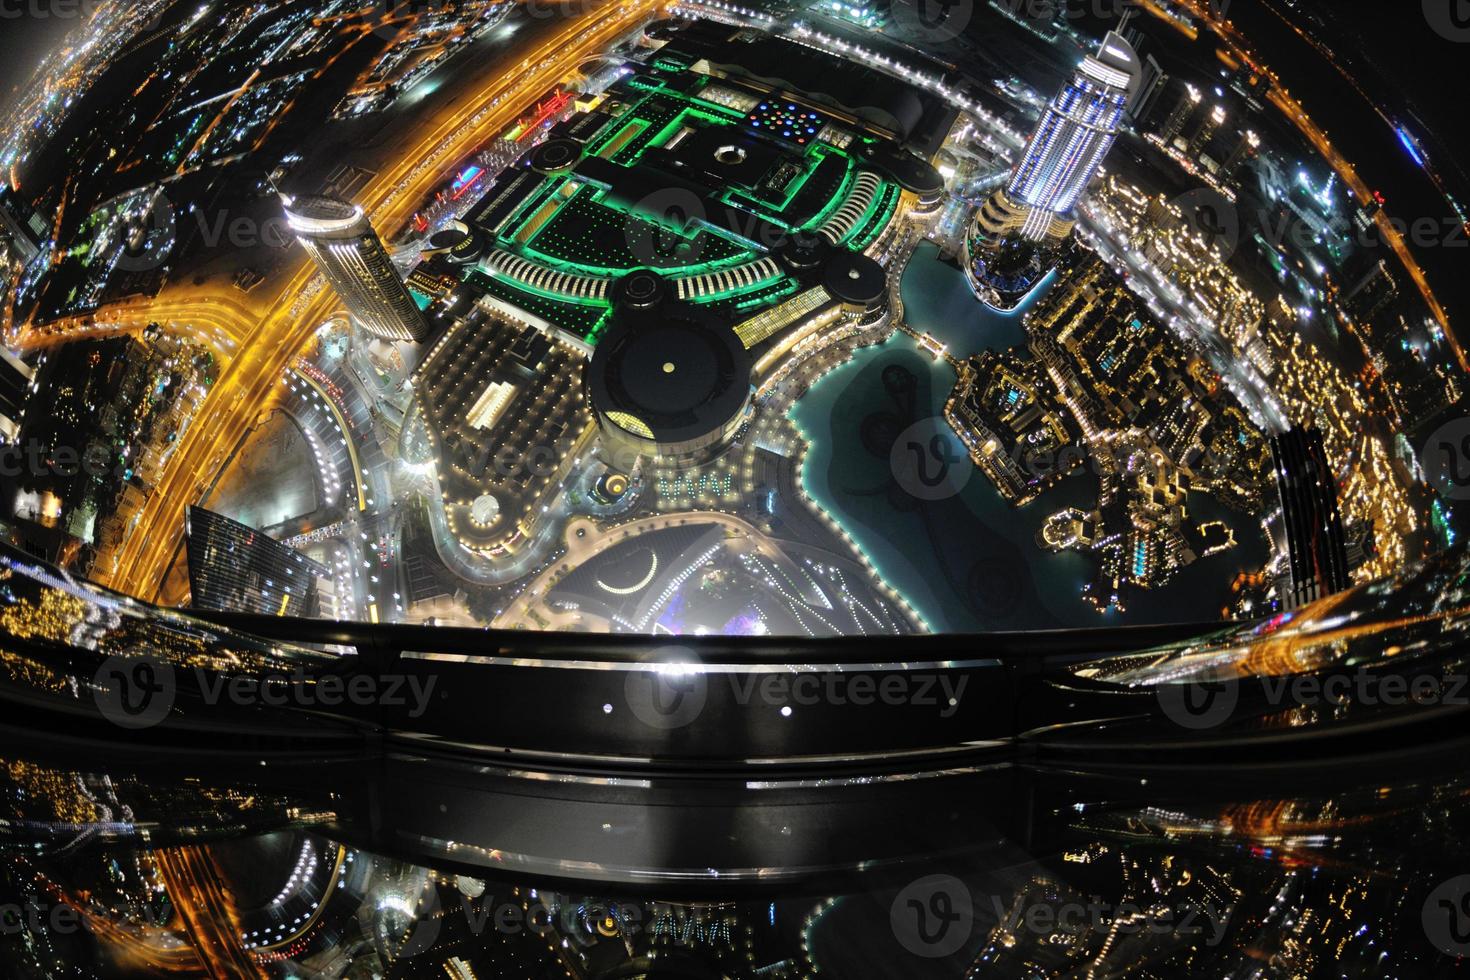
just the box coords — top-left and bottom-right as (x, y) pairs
(469, 494), (501, 528)
(285, 195), (358, 222)
(424, 223), (482, 264)
(822, 250), (887, 306)
(530, 138), (581, 174)
(610, 269), (668, 310)
(448, 229), (483, 264)
(429, 227), (470, 251)
(863, 145), (945, 197)
(775, 231), (832, 272)
(589, 305), (752, 451)
(282, 194), (365, 237)
(644, 18), (692, 41)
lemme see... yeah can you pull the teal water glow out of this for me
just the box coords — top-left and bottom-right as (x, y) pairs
(787, 246), (1269, 631)
(898, 240), (1056, 357)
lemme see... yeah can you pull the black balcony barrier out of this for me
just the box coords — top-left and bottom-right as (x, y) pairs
(3, 540), (1470, 777)
(181, 604), (1220, 768)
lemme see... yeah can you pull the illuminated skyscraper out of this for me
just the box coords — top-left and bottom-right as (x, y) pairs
(1189, 104), (1227, 159)
(976, 31), (1141, 243)
(0, 184), (47, 265)
(1270, 426), (1351, 610)
(1131, 54), (1169, 123)
(1221, 129), (1261, 178)
(1344, 259), (1399, 328)
(185, 506), (329, 617)
(1160, 83), (1202, 144)
(283, 194), (429, 342)
(0, 348), (31, 445)
(965, 31), (1140, 310)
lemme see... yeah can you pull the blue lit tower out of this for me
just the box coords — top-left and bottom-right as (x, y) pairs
(965, 31), (1140, 308)
(984, 31), (1139, 242)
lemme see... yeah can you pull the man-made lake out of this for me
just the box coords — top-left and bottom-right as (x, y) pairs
(897, 240), (1055, 354)
(787, 244), (1268, 632)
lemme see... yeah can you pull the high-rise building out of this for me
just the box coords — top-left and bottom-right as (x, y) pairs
(0, 184), (47, 266)
(965, 31), (1139, 310)
(0, 348), (32, 444)
(1160, 84), (1202, 144)
(1270, 426), (1351, 610)
(1188, 104), (1226, 159)
(1396, 365), (1459, 433)
(185, 506), (329, 617)
(817, 0), (884, 29)
(1131, 54), (1169, 124)
(1344, 259), (1400, 327)
(1221, 129), (1260, 179)
(979, 31), (1141, 242)
(283, 194), (429, 342)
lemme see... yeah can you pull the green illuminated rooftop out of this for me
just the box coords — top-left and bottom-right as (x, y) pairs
(462, 60), (904, 342)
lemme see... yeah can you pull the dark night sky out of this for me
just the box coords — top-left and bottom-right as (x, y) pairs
(0, 0), (1461, 213)
(1298, 0), (1464, 177)
(0, 14), (85, 115)
(0, 1), (1457, 132)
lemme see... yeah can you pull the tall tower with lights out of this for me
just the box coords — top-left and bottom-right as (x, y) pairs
(965, 31), (1140, 308)
(1188, 103), (1227, 159)
(1221, 128), (1261, 179)
(982, 31), (1140, 242)
(185, 507), (329, 617)
(1269, 426), (1351, 610)
(1161, 83), (1203, 144)
(283, 194), (428, 343)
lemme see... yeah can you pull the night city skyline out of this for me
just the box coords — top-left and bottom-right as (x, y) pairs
(1, 0), (1469, 977)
